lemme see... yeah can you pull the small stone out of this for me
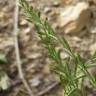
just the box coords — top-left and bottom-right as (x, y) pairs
(27, 52), (41, 59)
(0, 72), (11, 90)
(59, 2), (90, 34)
(90, 43), (96, 55)
(29, 76), (41, 87)
(24, 27), (31, 34)
(90, 26), (96, 33)
(20, 19), (28, 26)
(52, 1), (60, 7)
(44, 7), (51, 14)
(0, 12), (4, 18)
(60, 52), (69, 59)
(72, 36), (81, 41)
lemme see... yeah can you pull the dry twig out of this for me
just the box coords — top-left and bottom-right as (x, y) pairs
(11, 79), (59, 96)
(13, 0), (33, 96)
(37, 81), (59, 96)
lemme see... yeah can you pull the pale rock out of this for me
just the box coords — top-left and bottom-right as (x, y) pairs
(90, 43), (96, 55)
(24, 27), (31, 34)
(29, 76), (41, 87)
(89, 26), (96, 33)
(44, 7), (51, 14)
(20, 19), (28, 26)
(0, 72), (11, 90)
(27, 52), (42, 59)
(59, 2), (90, 34)
(0, 12), (4, 18)
(52, 0), (60, 7)
(61, 52), (69, 59)
(72, 36), (81, 41)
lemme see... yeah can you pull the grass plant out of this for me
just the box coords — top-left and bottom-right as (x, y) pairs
(20, 0), (96, 95)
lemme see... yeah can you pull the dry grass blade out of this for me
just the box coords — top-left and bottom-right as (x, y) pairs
(13, 0), (33, 96)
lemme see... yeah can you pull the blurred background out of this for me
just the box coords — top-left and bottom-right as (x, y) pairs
(0, 0), (96, 96)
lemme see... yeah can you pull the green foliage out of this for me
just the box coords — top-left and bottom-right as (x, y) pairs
(0, 53), (10, 90)
(20, 0), (96, 95)
(0, 53), (7, 64)
(0, 71), (10, 90)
